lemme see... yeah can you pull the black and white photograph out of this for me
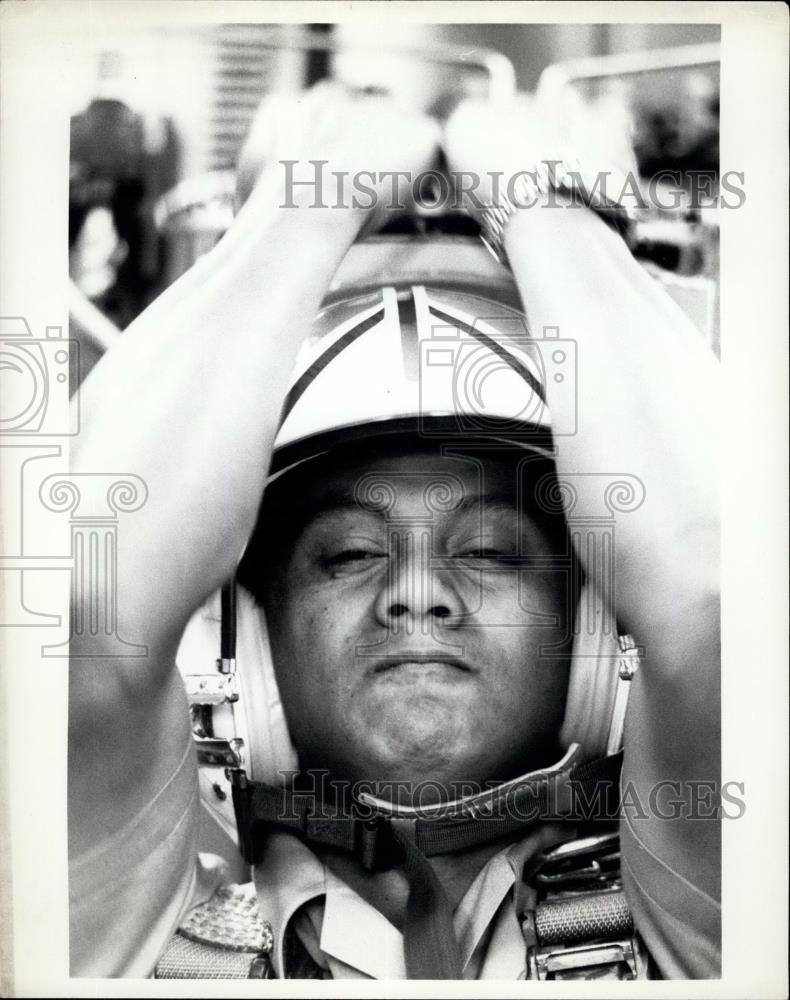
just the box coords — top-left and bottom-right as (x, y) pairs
(0, 2), (786, 994)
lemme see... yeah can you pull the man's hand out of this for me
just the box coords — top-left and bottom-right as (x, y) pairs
(237, 82), (441, 234)
(444, 94), (639, 217)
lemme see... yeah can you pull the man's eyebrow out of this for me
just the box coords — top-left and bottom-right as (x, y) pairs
(281, 496), (382, 522)
(452, 494), (519, 515)
(302, 493), (520, 518)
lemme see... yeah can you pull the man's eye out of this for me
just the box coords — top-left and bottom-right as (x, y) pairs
(455, 547), (509, 561)
(324, 549), (384, 569)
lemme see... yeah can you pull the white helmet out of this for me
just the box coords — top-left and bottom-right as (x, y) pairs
(177, 234), (631, 845)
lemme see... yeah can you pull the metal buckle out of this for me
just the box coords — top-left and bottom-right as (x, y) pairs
(607, 635), (642, 754)
(527, 831), (621, 891)
(185, 672), (239, 706)
(528, 935), (647, 980)
(522, 832), (649, 980)
(247, 952), (276, 979)
(194, 736), (244, 768)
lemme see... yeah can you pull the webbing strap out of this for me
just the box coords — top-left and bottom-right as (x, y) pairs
(232, 753), (622, 866)
(389, 822), (464, 980)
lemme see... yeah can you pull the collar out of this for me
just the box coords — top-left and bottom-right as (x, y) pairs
(252, 823), (573, 979)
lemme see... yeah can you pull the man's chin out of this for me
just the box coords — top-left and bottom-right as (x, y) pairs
(339, 703), (496, 796)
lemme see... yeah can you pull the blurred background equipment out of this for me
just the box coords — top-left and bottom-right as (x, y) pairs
(69, 21), (721, 374)
(536, 40), (720, 353)
(69, 49), (180, 328)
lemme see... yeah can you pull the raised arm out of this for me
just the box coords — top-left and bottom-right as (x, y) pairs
(445, 99), (720, 976)
(68, 89), (438, 974)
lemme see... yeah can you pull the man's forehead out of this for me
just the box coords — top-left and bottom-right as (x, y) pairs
(278, 449), (522, 522)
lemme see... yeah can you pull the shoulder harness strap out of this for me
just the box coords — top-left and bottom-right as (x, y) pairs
(155, 883), (275, 980)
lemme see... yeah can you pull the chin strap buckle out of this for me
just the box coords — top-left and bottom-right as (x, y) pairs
(606, 634), (642, 755)
(187, 581), (246, 771)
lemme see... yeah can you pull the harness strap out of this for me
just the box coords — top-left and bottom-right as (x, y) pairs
(389, 820), (464, 979)
(230, 751), (622, 867)
(155, 883), (275, 980)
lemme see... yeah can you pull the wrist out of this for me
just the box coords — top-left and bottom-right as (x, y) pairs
(504, 197), (635, 271)
(480, 164), (636, 270)
(231, 164), (367, 255)
(181, 166), (367, 322)
(479, 167), (576, 268)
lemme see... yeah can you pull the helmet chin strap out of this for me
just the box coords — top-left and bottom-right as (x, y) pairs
(354, 743), (580, 820)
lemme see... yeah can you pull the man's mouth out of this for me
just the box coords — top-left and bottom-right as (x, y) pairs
(371, 653), (474, 675)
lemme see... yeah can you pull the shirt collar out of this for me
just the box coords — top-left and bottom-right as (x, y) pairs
(251, 829), (408, 979)
(251, 829), (325, 977)
(252, 822), (572, 979)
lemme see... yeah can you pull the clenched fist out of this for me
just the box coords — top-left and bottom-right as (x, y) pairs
(443, 95), (640, 220)
(236, 82), (441, 236)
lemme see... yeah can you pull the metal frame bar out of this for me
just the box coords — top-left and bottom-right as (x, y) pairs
(209, 24), (517, 102)
(538, 41), (720, 102)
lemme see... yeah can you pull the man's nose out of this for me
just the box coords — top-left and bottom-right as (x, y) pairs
(373, 528), (461, 635)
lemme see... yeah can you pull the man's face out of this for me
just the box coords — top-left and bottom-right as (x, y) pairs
(260, 444), (572, 800)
